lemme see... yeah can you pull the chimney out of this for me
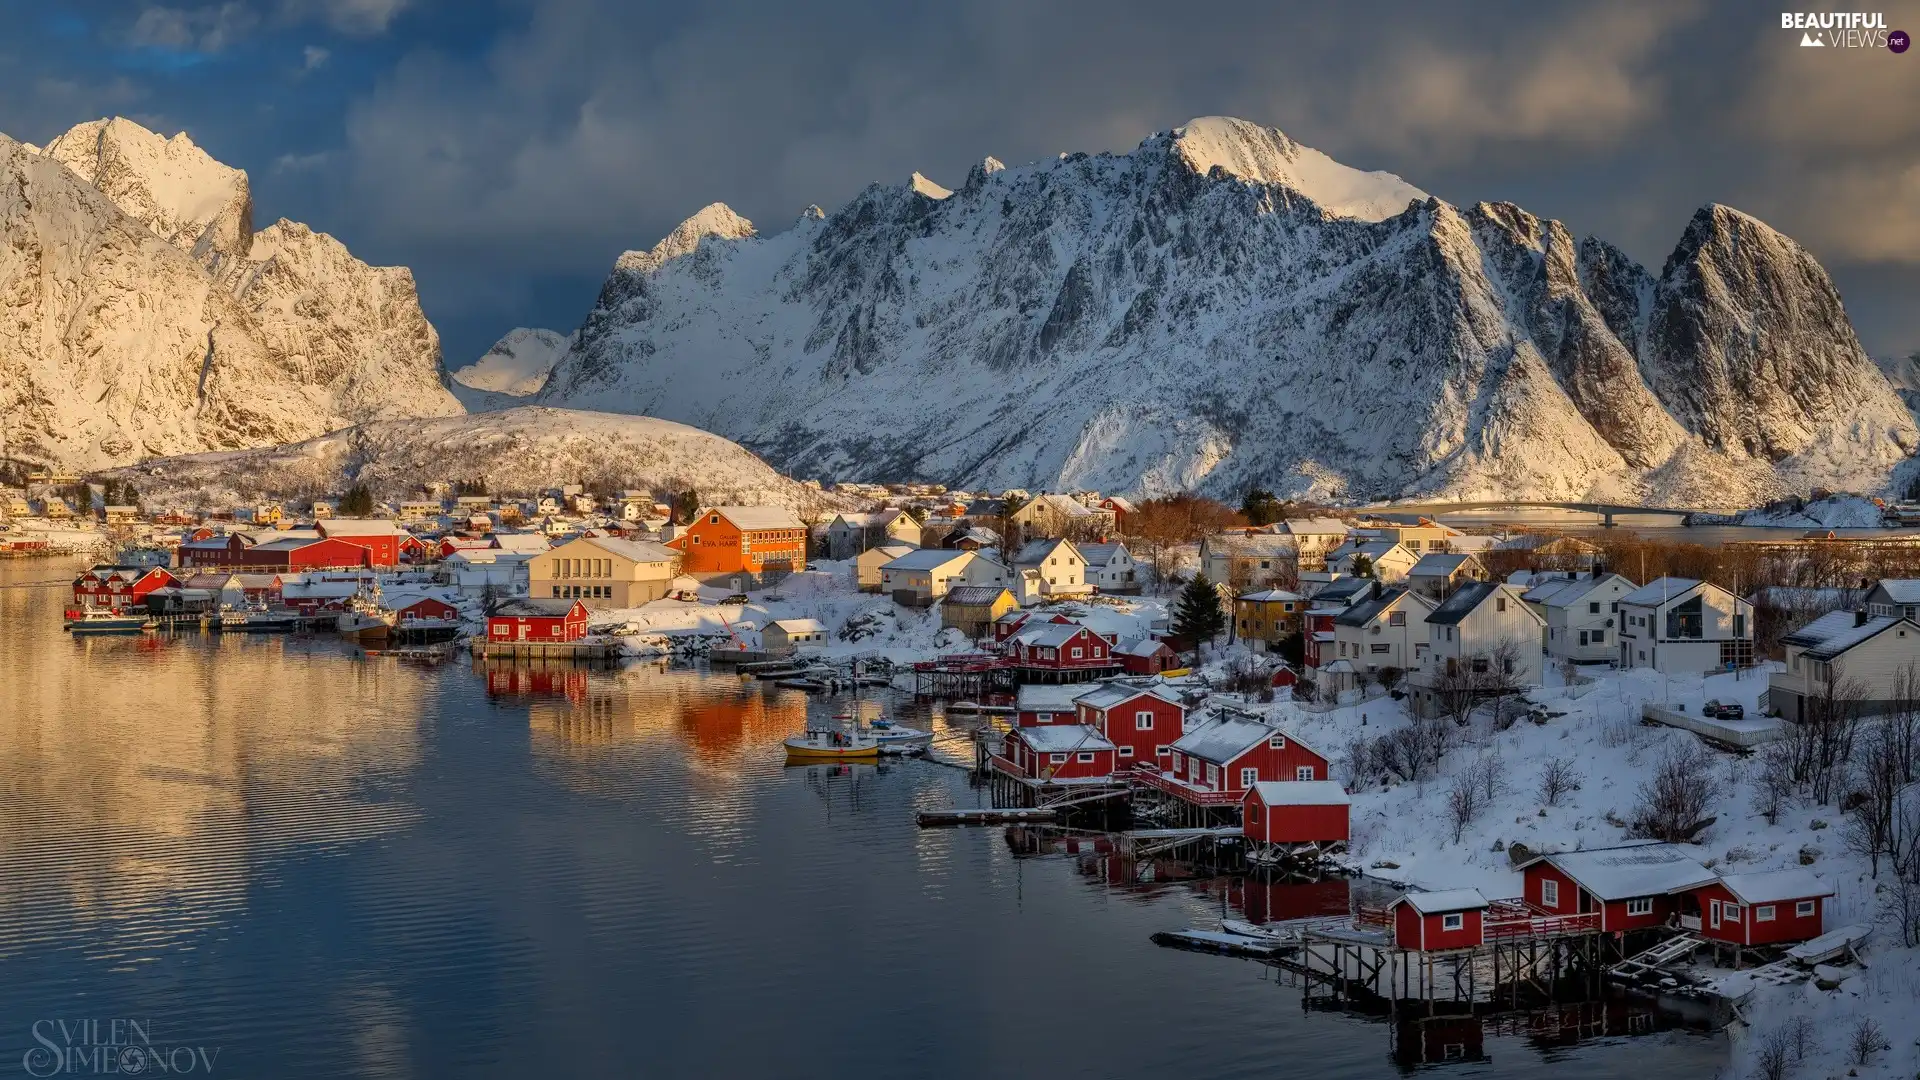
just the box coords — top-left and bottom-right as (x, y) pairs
(1857, 610), (1869, 627)
(1370, 580), (1382, 601)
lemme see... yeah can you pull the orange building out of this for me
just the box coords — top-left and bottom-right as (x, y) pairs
(665, 506), (808, 586)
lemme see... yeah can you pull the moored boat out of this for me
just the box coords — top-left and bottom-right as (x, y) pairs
(862, 715), (933, 754)
(337, 586), (397, 644)
(64, 608), (151, 634)
(783, 723), (881, 760)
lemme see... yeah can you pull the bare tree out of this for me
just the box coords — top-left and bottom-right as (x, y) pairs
(1846, 722), (1908, 877)
(1848, 1017), (1888, 1067)
(1782, 668), (1866, 806)
(1754, 740), (1796, 826)
(1537, 757), (1581, 808)
(1633, 742), (1721, 841)
(1446, 771), (1481, 843)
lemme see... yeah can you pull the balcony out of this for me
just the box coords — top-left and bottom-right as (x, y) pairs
(1130, 766), (1239, 805)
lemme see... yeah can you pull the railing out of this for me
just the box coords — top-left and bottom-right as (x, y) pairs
(1484, 909), (1601, 940)
(1130, 767), (1241, 805)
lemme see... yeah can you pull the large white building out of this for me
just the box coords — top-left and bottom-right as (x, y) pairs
(1522, 571), (1638, 664)
(1616, 577), (1754, 674)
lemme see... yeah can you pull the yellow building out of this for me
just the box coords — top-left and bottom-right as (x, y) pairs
(530, 535), (681, 609)
(1235, 588), (1305, 653)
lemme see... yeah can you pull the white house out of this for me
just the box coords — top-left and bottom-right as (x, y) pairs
(1616, 577), (1754, 674)
(1200, 532), (1302, 588)
(879, 548), (1008, 606)
(1407, 552), (1490, 601)
(1522, 570), (1638, 664)
(1009, 537), (1093, 605)
(1076, 541), (1139, 595)
(443, 549), (537, 597)
(1325, 539), (1419, 583)
(1770, 610), (1920, 720)
(855, 543), (918, 591)
(764, 618), (829, 653)
(1326, 585), (1436, 692)
(1410, 581), (1546, 716)
(824, 510), (922, 559)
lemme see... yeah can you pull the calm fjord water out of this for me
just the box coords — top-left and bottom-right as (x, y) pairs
(0, 558), (1723, 1078)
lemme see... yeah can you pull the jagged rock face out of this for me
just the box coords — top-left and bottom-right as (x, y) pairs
(41, 118), (253, 269)
(0, 120), (460, 471)
(451, 327), (574, 398)
(538, 114), (1912, 505)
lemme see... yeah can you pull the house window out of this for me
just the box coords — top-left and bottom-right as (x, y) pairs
(1370, 643), (1389, 654)
(552, 586), (561, 597)
(1796, 900), (1815, 917)
(1077, 752), (1095, 763)
(1723, 903), (1742, 922)
(1157, 746), (1171, 757)
(1541, 879), (1559, 907)
(1295, 766), (1315, 781)
(1268, 734), (1287, 749)
(1136, 711), (1155, 730)
(1070, 646), (1083, 658)
(1591, 629), (1604, 644)
(1389, 611), (1406, 627)
(1117, 746), (1133, 757)
(1496, 597), (1507, 612)
(1590, 602), (1601, 614)
(1206, 763), (1220, 787)
(1050, 753), (1066, 764)
(1441, 913), (1464, 932)
(1626, 898), (1654, 917)
(1755, 905), (1776, 922)
(710, 515), (720, 524)
(1171, 752), (1182, 770)
(1036, 712), (1053, 723)
(1240, 767), (1258, 787)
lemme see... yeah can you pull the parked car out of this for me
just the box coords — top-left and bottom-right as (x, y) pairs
(1703, 699), (1745, 720)
(719, 594), (749, 605)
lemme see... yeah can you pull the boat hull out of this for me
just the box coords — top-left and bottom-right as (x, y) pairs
(783, 738), (880, 760)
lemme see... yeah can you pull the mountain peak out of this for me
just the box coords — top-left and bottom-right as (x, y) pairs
(620, 202), (756, 274)
(1164, 115), (1427, 223)
(40, 115), (252, 264)
(909, 172), (952, 200)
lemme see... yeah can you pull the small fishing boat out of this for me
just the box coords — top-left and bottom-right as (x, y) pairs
(783, 722), (881, 761)
(862, 715), (933, 755)
(65, 609), (150, 634)
(337, 586), (396, 644)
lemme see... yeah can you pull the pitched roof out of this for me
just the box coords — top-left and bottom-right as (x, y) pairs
(709, 506), (805, 531)
(1247, 780), (1349, 806)
(1014, 724), (1115, 753)
(1410, 552), (1476, 576)
(1102, 496), (1137, 513)
(1780, 611), (1915, 660)
(1312, 577), (1376, 605)
(943, 585), (1012, 606)
(882, 547), (972, 571)
(1871, 579), (1920, 604)
(1207, 532), (1298, 557)
(490, 532), (551, 553)
(831, 510), (910, 528)
(1076, 541), (1127, 566)
(1425, 581), (1502, 625)
(1522, 572), (1632, 609)
(1278, 517), (1349, 536)
(488, 598), (581, 618)
(1239, 588), (1305, 603)
(1016, 684), (1092, 711)
(1073, 681), (1182, 711)
(1121, 636), (1174, 657)
(319, 518), (402, 536)
(1171, 715), (1280, 764)
(1711, 869), (1834, 904)
(1011, 537), (1078, 566)
(576, 536), (678, 564)
(1516, 842), (1716, 900)
(1620, 577), (1706, 607)
(1333, 586), (1431, 628)
(769, 618), (827, 633)
(1013, 623), (1093, 649)
(1389, 888), (1488, 914)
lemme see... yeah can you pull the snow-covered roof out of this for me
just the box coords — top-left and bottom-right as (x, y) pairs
(1779, 611), (1912, 660)
(710, 506), (805, 531)
(769, 618), (826, 634)
(1077, 541), (1127, 566)
(1872, 579), (1920, 604)
(1390, 888), (1487, 914)
(1521, 572), (1630, 609)
(490, 532), (551, 553)
(881, 548), (972, 572)
(1207, 532), (1298, 557)
(1313, 577), (1375, 605)
(1619, 577), (1705, 607)
(1016, 684), (1090, 711)
(320, 518), (403, 536)
(1014, 725), (1115, 752)
(1425, 581), (1503, 626)
(1278, 517), (1349, 536)
(1334, 587), (1426, 628)
(1410, 552), (1476, 576)
(1102, 496), (1137, 513)
(830, 510), (909, 528)
(577, 536), (678, 564)
(488, 598), (580, 618)
(1074, 682), (1181, 711)
(1171, 715), (1279, 764)
(1013, 623), (1092, 649)
(1518, 843), (1715, 900)
(1011, 537), (1078, 566)
(943, 585), (1011, 605)
(1247, 780), (1349, 806)
(1710, 869), (1833, 905)
(1121, 636), (1173, 657)
(1239, 588), (1304, 603)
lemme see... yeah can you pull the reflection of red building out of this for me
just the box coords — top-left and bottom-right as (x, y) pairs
(485, 666), (588, 702)
(1392, 1016), (1488, 1068)
(1234, 876), (1351, 925)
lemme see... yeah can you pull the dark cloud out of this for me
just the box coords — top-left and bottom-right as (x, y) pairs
(0, 0), (1915, 366)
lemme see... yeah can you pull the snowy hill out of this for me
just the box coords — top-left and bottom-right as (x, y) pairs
(0, 118), (461, 472)
(449, 328), (575, 409)
(108, 407), (832, 509)
(538, 115), (1915, 508)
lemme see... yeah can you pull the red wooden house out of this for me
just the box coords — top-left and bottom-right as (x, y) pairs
(993, 610), (1072, 644)
(315, 519), (403, 566)
(1118, 637), (1178, 675)
(241, 536), (375, 572)
(999, 725), (1116, 782)
(177, 533), (251, 569)
(396, 596), (461, 625)
(1676, 870), (1831, 947)
(1005, 622), (1120, 681)
(1242, 781), (1350, 847)
(71, 565), (179, 612)
(1014, 684), (1087, 726)
(485, 598), (589, 643)
(1072, 682), (1185, 770)
(397, 533), (430, 562)
(438, 536), (494, 560)
(1390, 890), (1488, 951)
(1514, 843), (1715, 933)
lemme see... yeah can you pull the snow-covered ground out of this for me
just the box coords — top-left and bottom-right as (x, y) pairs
(1734, 494), (1888, 529)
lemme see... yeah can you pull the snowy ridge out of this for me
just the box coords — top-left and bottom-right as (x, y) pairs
(108, 407), (828, 508)
(450, 328), (575, 399)
(0, 118), (461, 471)
(539, 115), (1915, 507)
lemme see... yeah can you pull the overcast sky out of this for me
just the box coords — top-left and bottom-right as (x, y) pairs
(2, 0), (1915, 366)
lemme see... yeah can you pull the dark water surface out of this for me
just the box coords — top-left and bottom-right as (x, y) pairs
(0, 558), (1726, 1078)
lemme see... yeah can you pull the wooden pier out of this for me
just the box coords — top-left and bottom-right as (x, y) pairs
(913, 654), (1017, 697)
(470, 640), (619, 663)
(917, 807), (1060, 827)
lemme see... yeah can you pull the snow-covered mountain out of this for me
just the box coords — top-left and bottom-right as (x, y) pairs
(449, 328), (575, 409)
(0, 118), (461, 471)
(539, 115), (1915, 507)
(107, 407), (832, 510)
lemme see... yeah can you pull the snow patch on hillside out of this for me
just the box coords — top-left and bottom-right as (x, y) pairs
(1170, 116), (1427, 222)
(450, 328), (575, 403)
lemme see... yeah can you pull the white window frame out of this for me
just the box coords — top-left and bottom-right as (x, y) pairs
(1239, 767), (1259, 788)
(1076, 752), (1095, 764)
(1626, 897), (1653, 917)
(1117, 746), (1133, 757)
(1049, 753), (1066, 764)
(1295, 766), (1315, 781)
(1206, 763), (1220, 787)
(1441, 913), (1464, 932)
(1156, 745), (1170, 757)
(1541, 879), (1559, 907)
(1795, 900), (1816, 917)
(1755, 905), (1775, 922)
(1268, 734), (1287, 749)
(1135, 710), (1154, 730)
(1723, 903), (1742, 922)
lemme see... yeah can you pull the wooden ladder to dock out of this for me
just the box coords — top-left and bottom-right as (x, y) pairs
(1610, 931), (1704, 980)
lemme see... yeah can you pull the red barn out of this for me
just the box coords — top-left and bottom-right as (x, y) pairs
(1515, 843), (1715, 933)
(177, 533), (251, 569)
(1118, 637), (1178, 675)
(1677, 870), (1831, 947)
(486, 598), (588, 643)
(1390, 890), (1488, 951)
(1000, 725), (1115, 781)
(242, 537), (375, 571)
(396, 597), (461, 625)
(1242, 781), (1350, 846)
(1014, 684), (1087, 727)
(315, 519), (403, 567)
(71, 565), (179, 611)
(397, 533), (430, 562)
(1072, 682), (1185, 770)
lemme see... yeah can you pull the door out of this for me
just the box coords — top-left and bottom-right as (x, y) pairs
(517, 622), (529, 642)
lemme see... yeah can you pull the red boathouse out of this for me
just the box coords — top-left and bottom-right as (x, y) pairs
(1515, 842), (1716, 933)
(1072, 682), (1185, 770)
(1390, 890), (1489, 952)
(486, 598), (588, 643)
(1242, 781), (1350, 849)
(1677, 869), (1831, 947)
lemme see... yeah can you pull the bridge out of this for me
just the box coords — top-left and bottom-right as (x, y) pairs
(1367, 500), (1727, 528)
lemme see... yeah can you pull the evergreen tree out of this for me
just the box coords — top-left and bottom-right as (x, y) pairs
(673, 490), (701, 524)
(1172, 573), (1228, 647)
(341, 483), (375, 517)
(1240, 488), (1284, 527)
(1350, 552), (1375, 579)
